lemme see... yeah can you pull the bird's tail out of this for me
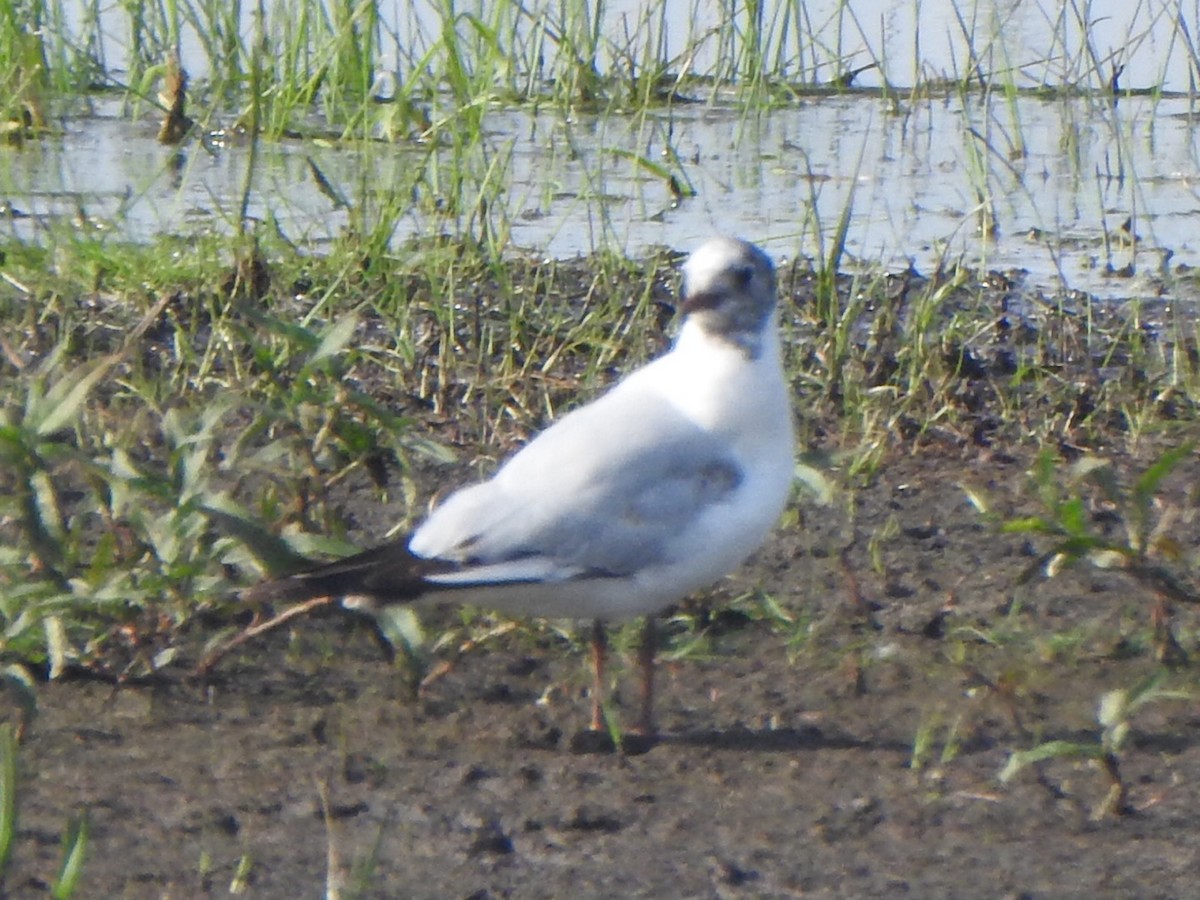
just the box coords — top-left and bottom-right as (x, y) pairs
(240, 537), (445, 607)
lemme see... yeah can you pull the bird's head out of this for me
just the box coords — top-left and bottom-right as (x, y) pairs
(679, 237), (778, 356)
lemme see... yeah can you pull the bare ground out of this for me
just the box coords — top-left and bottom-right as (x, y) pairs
(7, 445), (1200, 899)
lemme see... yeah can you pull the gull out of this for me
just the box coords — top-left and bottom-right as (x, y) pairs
(244, 237), (794, 741)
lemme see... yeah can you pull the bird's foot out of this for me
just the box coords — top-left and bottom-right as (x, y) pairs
(567, 725), (657, 756)
(568, 728), (617, 754)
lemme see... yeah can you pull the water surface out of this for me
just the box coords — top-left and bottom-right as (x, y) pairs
(5, 0), (1200, 301)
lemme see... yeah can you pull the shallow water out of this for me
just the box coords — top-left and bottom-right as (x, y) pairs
(5, 1), (1200, 301)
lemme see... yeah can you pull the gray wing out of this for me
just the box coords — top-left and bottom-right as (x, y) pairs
(410, 386), (743, 579)
(527, 447), (743, 575)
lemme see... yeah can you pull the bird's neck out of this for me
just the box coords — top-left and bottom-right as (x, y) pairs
(674, 314), (779, 365)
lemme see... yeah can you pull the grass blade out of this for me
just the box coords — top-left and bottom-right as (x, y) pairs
(308, 315), (360, 368)
(999, 738), (1106, 783)
(33, 359), (116, 439)
(1, 666), (38, 741)
(0, 725), (17, 878)
(51, 814), (89, 899)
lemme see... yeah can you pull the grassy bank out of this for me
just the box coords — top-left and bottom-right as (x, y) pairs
(2, 227), (1199, 683)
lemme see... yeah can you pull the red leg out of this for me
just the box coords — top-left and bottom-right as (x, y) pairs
(590, 620), (608, 732)
(633, 617), (657, 737)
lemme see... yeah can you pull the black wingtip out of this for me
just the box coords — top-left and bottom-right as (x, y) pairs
(239, 534), (443, 608)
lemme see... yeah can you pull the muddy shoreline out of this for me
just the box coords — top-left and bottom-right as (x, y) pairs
(8, 441), (1200, 897)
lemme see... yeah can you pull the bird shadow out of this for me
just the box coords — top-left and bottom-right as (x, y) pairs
(568, 724), (907, 756)
(659, 724), (899, 754)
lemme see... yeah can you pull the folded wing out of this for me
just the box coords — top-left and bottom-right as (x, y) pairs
(413, 386), (743, 584)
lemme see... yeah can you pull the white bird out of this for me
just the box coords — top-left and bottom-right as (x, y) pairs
(244, 237), (794, 742)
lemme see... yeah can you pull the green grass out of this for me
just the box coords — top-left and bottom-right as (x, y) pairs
(3, 0), (1194, 138)
(0, 723), (89, 895)
(0, 232), (674, 676)
(3, 219), (1200, 685)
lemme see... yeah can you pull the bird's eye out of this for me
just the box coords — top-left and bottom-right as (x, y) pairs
(732, 265), (753, 287)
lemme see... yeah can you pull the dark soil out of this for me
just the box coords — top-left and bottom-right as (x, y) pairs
(9, 445), (1200, 898)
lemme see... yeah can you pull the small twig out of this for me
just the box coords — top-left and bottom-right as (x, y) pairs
(0, 271), (31, 295)
(1093, 752), (1130, 819)
(317, 779), (344, 900)
(1125, 562), (1200, 605)
(193, 596), (337, 676)
(418, 621), (521, 696)
(838, 542), (881, 629)
(1150, 593), (1188, 666)
(122, 290), (176, 351)
(0, 334), (24, 371)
